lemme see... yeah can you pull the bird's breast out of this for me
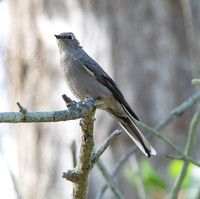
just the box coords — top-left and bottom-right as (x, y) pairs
(60, 54), (112, 102)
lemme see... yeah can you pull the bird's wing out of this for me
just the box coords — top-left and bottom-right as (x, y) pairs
(78, 56), (139, 121)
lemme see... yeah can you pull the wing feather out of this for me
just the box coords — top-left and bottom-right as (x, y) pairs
(78, 57), (139, 120)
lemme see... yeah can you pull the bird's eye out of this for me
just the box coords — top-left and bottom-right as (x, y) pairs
(67, 34), (73, 40)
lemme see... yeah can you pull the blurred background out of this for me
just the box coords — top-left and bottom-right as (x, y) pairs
(0, 0), (200, 198)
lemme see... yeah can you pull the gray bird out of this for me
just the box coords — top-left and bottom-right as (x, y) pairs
(55, 32), (156, 157)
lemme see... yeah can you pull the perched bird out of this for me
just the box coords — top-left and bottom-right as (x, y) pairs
(55, 32), (156, 157)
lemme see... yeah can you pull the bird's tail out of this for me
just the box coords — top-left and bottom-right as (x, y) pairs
(118, 116), (156, 157)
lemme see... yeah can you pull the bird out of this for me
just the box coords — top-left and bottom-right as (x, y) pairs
(55, 32), (156, 157)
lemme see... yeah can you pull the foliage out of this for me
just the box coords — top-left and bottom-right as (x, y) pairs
(124, 159), (166, 196)
(168, 160), (193, 188)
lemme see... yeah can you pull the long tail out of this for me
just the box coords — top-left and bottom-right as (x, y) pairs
(118, 116), (156, 157)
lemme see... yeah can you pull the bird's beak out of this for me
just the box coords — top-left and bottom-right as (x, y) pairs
(54, 34), (63, 39)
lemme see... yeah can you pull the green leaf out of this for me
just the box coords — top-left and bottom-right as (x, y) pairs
(168, 160), (193, 188)
(140, 159), (166, 190)
(124, 159), (166, 191)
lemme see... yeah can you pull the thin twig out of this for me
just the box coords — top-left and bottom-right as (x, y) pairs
(155, 91), (200, 130)
(62, 94), (73, 104)
(135, 120), (200, 167)
(97, 91), (200, 198)
(91, 129), (121, 166)
(132, 156), (147, 199)
(135, 121), (183, 155)
(92, 130), (123, 199)
(171, 109), (200, 199)
(97, 160), (125, 199)
(17, 102), (28, 114)
(70, 140), (77, 167)
(167, 154), (200, 166)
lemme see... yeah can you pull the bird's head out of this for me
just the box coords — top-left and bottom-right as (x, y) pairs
(55, 32), (80, 52)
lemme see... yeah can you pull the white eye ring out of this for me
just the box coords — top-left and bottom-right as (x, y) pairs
(68, 34), (73, 40)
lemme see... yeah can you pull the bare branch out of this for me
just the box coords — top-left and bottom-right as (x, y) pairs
(1, 95), (123, 199)
(2, 91), (200, 199)
(131, 156), (147, 199)
(97, 91), (200, 198)
(62, 94), (73, 104)
(156, 91), (200, 130)
(0, 96), (96, 123)
(17, 102), (28, 114)
(63, 109), (96, 199)
(97, 160), (125, 199)
(135, 120), (200, 168)
(167, 154), (200, 166)
(91, 129), (121, 166)
(70, 140), (77, 168)
(62, 169), (79, 182)
(171, 109), (200, 199)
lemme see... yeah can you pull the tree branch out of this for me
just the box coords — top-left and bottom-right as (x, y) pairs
(171, 109), (200, 199)
(1, 95), (124, 198)
(167, 154), (200, 166)
(1, 91), (200, 199)
(60, 96), (122, 199)
(0, 96), (96, 123)
(97, 91), (200, 198)
(97, 160), (125, 199)
(91, 129), (122, 166)
(155, 91), (200, 130)
(63, 108), (96, 199)
(70, 140), (77, 168)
